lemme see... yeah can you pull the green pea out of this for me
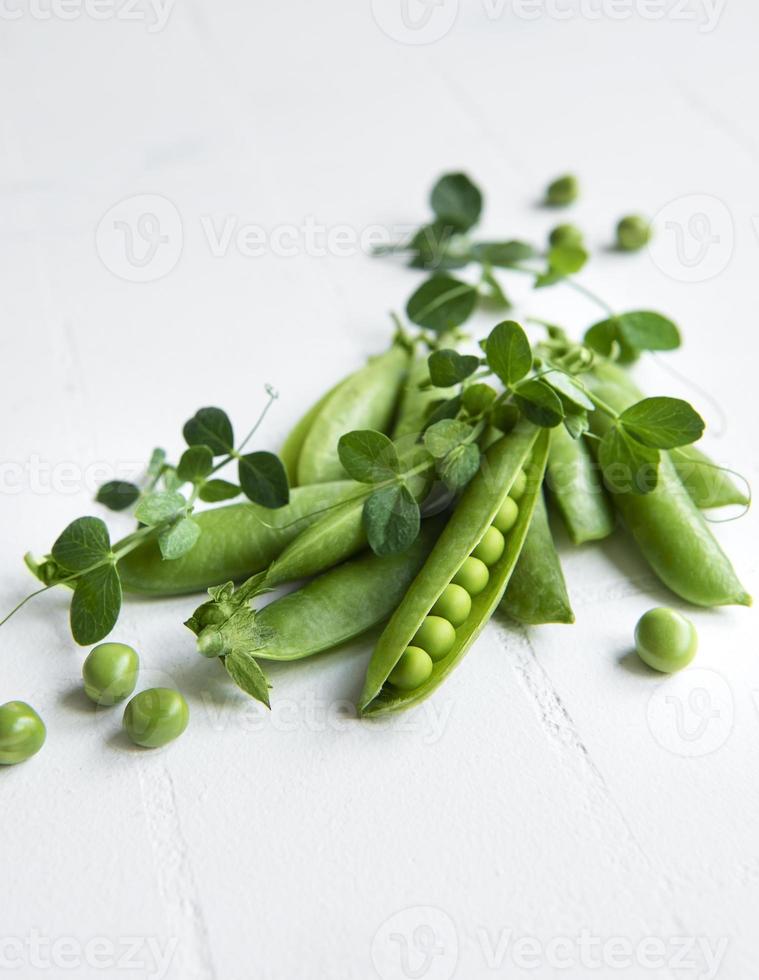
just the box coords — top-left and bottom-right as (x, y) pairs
(545, 174), (579, 207)
(413, 616), (457, 662)
(0, 701), (46, 765)
(510, 469), (527, 501)
(634, 608), (698, 673)
(123, 688), (189, 748)
(616, 214), (651, 252)
(82, 642), (140, 706)
(388, 647), (433, 690)
(452, 557), (489, 597)
(549, 223), (583, 249)
(472, 526), (506, 566)
(431, 584), (472, 627)
(493, 497), (519, 534)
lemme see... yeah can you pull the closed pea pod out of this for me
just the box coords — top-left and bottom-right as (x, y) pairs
(118, 481), (357, 596)
(296, 340), (411, 485)
(500, 492), (574, 625)
(591, 360), (747, 509)
(392, 349), (455, 443)
(198, 517), (446, 662)
(279, 376), (347, 485)
(586, 372), (750, 607)
(359, 423), (549, 716)
(546, 424), (615, 544)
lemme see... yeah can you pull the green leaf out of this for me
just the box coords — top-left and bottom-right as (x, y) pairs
(541, 370), (595, 411)
(486, 320), (533, 386)
(470, 240), (535, 267)
(183, 407), (234, 456)
(70, 563), (122, 645)
(439, 443), (480, 491)
(224, 651), (271, 708)
(363, 484), (420, 556)
(409, 221), (468, 270)
(199, 479), (241, 503)
(430, 172), (483, 232)
(96, 481), (140, 512)
(513, 379), (565, 427)
(338, 430), (400, 483)
(52, 517), (112, 572)
(585, 312), (680, 356)
(146, 447), (167, 480)
(423, 419), (472, 459)
(238, 452), (289, 508)
(547, 243), (588, 276)
(428, 349), (480, 387)
(478, 266), (511, 309)
(406, 275), (478, 332)
(462, 383), (497, 415)
(599, 426), (660, 494)
(158, 517), (201, 560)
(423, 395), (463, 430)
(563, 410), (589, 439)
(135, 491), (187, 527)
(584, 318), (617, 355)
(177, 446), (214, 483)
(619, 397), (704, 449)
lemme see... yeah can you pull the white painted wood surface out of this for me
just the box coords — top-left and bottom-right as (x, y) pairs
(1, 3), (757, 978)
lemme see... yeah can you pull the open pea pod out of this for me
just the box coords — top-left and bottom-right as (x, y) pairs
(359, 423), (549, 716)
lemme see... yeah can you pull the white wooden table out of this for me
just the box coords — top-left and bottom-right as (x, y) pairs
(1, 3), (757, 978)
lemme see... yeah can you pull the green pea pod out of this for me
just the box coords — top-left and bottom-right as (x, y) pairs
(587, 373), (750, 607)
(118, 481), (357, 596)
(546, 424), (615, 544)
(592, 360), (748, 509)
(251, 518), (445, 661)
(360, 423), (549, 716)
(279, 377), (347, 484)
(296, 341), (411, 485)
(392, 352), (455, 443)
(500, 492), (574, 625)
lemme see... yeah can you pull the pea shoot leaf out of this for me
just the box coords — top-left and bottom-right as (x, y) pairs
(199, 479), (242, 503)
(409, 221), (468, 270)
(177, 446), (214, 483)
(52, 517), (112, 572)
(486, 320), (533, 386)
(363, 484), (420, 556)
(135, 491), (187, 527)
(158, 517), (201, 560)
(478, 267), (511, 310)
(338, 430), (400, 483)
(462, 383), (497, 415)
(406, 275), (478, 332)
(183, 407), (234, 456)
(563, 410), (589, 439)
(513, 379), (565, 427)
(70, 563), (122, 645)
(585, 312), (680, 356)
(224, 650), (271, 708)
(619, 397), (704, 449)
(238, 452), (289, 508)
(490, 401), (520, 433)
(430, 172), (483, 232)
(96, 481), (140, 512)
(470, 241), (536, 267)
(428, 349), (480, 387)
(599, 426), (660, 494)
(439, 443), (481, 491)
(423, 395), (463, 430)
(541, 370), (595, 411)
(423, 419), (472, 459)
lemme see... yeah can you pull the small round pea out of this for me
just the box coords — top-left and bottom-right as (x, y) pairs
(431, 584), (472, 627)
(549, 223), (583, 249)
(616, 214), (651, 252)
(510, 469), (527, 501)
(634, 607), (698, 673)
(388, 647), (433, 690)
(545, 174), (579, 207)
(412, 616), (456, 662)
(82, 642), (140, 706)
(493, 497), (519, 535)
(452, 557), (489, 597)
(0, 701), (46, 765)
(123, 688), (189, 748)
(473, 526), (506, 566)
